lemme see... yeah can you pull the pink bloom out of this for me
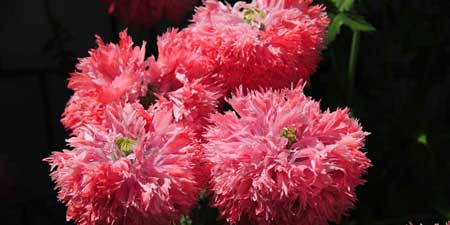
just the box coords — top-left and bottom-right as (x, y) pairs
(103, 0), (198, 27)
(68, 29), (150, 103)
(204, 85), (371, 225)
(61, 92), (106, 130)
(155, 73), (222, 138)
(47, 103), (202, 225)
(62, 30), (156, 131)
(151, 28), (220, 95)
(177, 0), (329, 91)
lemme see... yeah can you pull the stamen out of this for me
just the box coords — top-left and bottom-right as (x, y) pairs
(115, 137), (136, 156)
(243, 8), (267, 30)
(280, 127), (297, 148)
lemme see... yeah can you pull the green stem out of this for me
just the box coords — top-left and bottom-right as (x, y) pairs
(347, 31), (360, 104)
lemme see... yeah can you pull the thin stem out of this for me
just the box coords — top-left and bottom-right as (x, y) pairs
(347, 31), (361, 104)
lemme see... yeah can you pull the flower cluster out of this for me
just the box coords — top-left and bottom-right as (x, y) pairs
(47, 1), (371, 225)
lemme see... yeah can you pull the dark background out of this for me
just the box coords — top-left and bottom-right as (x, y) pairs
(0, 0), (449, 225)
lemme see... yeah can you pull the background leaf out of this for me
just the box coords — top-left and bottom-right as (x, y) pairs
(342, 14), (376, 32)
(325, 13), (375, 45)
(331, 0), (355, 12)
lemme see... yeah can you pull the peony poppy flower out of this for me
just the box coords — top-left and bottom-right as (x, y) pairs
(47, 103), (203, 225)
(150, 28), (221, 95)
(204, 84), (371, 225)
(61, 92), (106, 131)
(172, 0), (329, 91)
(154, 72), (222, 138)
(62, 30), (158, 131)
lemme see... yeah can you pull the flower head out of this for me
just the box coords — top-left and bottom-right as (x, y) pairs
(183, 0), (329, 91)
(47, 103), (202, 225)
(154, 73), (222, 138)
(62, 30), (156, 131)
(204, 85), (371, 225)
(151, 28), (220, 95)
(61, 92), (106, 130)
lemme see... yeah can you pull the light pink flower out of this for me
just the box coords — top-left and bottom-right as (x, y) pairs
(103, 0), (198, 27)
(204, 85), (371, 225)
(178, 0), (329, 91)
(62, 30), (156, 131)
(47, 103), (202, 225)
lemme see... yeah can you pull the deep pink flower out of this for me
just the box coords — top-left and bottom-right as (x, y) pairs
(204, 85), (371, 225)
(103, 0), (198, 27)
(47, 103), (202, 225)
(62, 30), (157, 131)
(176, 0), (329, 91)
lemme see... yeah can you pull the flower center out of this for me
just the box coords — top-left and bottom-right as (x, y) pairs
(115, 137), (136, 156)
(243, 8), (267, 31)
(280, 127), (297, 148)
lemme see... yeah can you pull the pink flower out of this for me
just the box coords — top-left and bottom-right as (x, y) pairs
(47, 103), (202, 225)
(151, 28), (220, 95)
(61, 92), (106, 130)
(62, 30), (157, 131)
(154, 73), (222, 138)
(177, 0), (329, 91)
(204, 85), (371, 225)
(103, 0), (198, 27)
(68, 29), (150, 103)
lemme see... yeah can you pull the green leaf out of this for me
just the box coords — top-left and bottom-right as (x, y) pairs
(342, 14), (376, 32)
(179, 215), (192, 225)
(331, 0), (355, 12)
(324, 13), (376, 45)
(331, 0), (344, 8)
(325, 14), (345, 45)
(198, 189), (208, 200)
(417, 133), (428, 145)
